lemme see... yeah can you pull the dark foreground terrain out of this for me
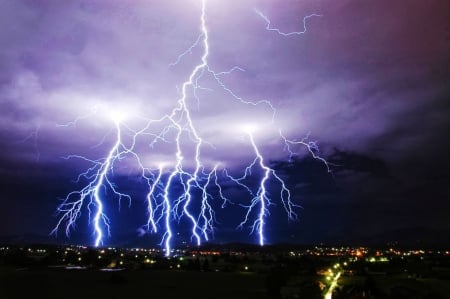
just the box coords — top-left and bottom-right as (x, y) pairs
(0, 268), (266, 299)
(2, 245), (450, 298)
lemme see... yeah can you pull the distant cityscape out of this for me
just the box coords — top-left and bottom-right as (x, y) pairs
(1, 243), (449, 298)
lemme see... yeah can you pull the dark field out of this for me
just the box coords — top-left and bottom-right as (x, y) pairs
(0, 267), (267, 299)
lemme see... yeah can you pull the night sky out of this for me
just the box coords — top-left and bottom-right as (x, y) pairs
(0, 0), (449, 248)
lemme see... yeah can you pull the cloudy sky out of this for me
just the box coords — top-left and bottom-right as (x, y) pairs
(0, 0), (449, 247)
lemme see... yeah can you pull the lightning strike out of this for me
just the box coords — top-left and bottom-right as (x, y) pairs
(236, 130), (301, 245)
(53, 0), (328, 254)
(246, 132), (271, 246)
(255, 9), (322, 36)
(280, 131), (332, 173)
(52, 119), (130, 247)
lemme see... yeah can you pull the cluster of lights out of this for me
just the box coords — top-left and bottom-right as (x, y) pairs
(316, 263), (343, 299)
(26, 248), (47, 254)
(288, 246), (369, 257)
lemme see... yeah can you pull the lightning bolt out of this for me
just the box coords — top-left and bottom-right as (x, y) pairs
(52, 118), (130, 247)
(280, 131), (332, 173)
(235, 130), (300, 246)
(52, 0), (328, 254)
(18, 123), (41, 162)
(144, 165), (163, 234)
(160, 0), (208, 254)
(243, 132), (271, 246)
(255, 9), (322, 36)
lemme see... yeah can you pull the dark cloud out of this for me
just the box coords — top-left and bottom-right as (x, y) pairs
(329, 150), (390, 178)
(0, 0), (449, 246)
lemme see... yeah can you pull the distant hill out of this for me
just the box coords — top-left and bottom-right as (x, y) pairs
(1, 226), (449, 249)
(339, 226), (450, 249)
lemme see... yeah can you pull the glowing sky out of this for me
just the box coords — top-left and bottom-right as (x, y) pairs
(0, 0), (449, 247)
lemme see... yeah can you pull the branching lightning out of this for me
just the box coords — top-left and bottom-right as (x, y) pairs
(52, 0), (329, 254)
(280, 131), (332, 173)
(52, 119), (131, 247)
(255, 9), (322, 36)
(236, 130), (301, 246)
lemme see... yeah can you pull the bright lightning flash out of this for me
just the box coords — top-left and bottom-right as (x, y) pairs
(52, 0), (329, 254)
(52, 118), (130, 247)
